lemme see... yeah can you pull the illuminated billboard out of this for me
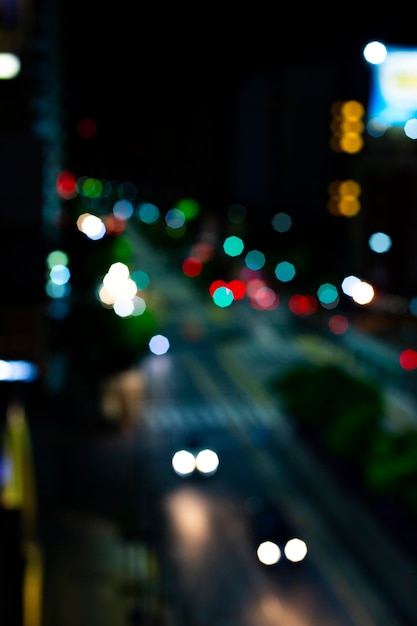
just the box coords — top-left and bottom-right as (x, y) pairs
(368, 47), (417, 128)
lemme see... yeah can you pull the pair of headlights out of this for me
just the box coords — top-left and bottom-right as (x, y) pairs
(171, 448), (220, 477)
(256, 537), (308, 565)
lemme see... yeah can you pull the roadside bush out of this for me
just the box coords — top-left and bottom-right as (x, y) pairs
(365, 428), (417, 520)
(270, 363), (385, 470)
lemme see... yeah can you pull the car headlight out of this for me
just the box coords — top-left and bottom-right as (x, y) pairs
(256, 537), (308, 565)
(171, 447), (220, 477)
(195, 448), (219, 476)
(171, 449), (196, 477)
(284, 537), (308, 562)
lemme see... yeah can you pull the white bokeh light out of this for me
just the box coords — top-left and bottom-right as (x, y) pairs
(351, 281), (375, 305)
(363, 41), (387, 64)
(0, 53), (21, 79)
(149, 334), (170, 355)
(171, 450), (196, 477)
(257, 541), (281, 566)
(195, 449), (219, 476)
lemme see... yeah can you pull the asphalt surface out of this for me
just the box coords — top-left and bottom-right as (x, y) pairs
(19, 226), (417, 626)
(28, 340), (417, 626)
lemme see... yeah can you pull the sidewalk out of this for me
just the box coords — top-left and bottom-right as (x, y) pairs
(39, 510), (162, 626)
(30, 393), (171, 626)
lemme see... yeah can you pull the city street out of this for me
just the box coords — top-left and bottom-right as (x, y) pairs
(2, 7), (417, 626)
(31, 228), (417, 626)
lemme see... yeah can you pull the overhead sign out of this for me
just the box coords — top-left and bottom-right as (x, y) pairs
(368, 47), (417, 127)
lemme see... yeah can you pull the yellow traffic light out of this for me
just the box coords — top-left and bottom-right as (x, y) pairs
(327, 179), (361, 217)
(330, 100), (365, 154)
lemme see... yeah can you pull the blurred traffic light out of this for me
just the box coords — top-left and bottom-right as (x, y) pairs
(330, 100), (365, 153)
(327, 179), (361, 217)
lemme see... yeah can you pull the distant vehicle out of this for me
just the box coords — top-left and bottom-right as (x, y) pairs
(246, 496), (308, 569)
(171, 446), (220, 478)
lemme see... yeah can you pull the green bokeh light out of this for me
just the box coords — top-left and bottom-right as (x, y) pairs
(176, 197), (200, 220)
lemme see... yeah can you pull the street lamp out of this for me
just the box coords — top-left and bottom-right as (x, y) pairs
(0, 52), (20, 79)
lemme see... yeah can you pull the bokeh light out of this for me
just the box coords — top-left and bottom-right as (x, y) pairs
(131, 270), (150, 290)
(245, 250), (266, 271)
(288, 294), (318, 315)
(0, 360), (38, 382)
(341, 275), (361, 296)
(195, 449), (219, 475)
(79, 177), (103, 199)
(46, 250), (69, 269)
(275, 261), (295, 282)
(190, 242), (215, 262)
(56, 171), (77, 200)
(351, 281), (375, 305)
(223, 236), (244, 257)
(0, 53), (21, 79)
(165, 208), (185, 229)
(176, 197), (200, 220)
(172, 450), (196, 477)
(77, 117), (97, 138)
(76, 213), (106, 240)
(271, 212), (292, 233)
(404, 118), (417, 139)
(50, 264), (70, 286)
(182, 257), (203, 278)
(363, 41), (387, 64)
(212, 286), (234, 308)
(399, 349), (417, 370)
(257, 541), (281, 566)
(113, 199), (133, 220)
(228, 279), (246, 300)
(317, 283), (339, 308)
(209, 280), (228, 296)
(137, 202), (160, 224)
(149, 334), (170, 355)
(284, 538), (308, 562)
(252, 287), (279, 310)
(368, 232), (392, 253)
(328, 314), (349, 335)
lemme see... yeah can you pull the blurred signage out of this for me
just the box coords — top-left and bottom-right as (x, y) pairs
(368, 47), (417, 127)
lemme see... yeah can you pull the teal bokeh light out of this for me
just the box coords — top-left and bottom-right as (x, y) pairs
(245, 250), (265, 270)
(213, 286), (234, 308)
(317, 282), (339, 305)
(137, 202), (160, 224)
(275, 261), (295, 282)
(223, 236), (244, 257)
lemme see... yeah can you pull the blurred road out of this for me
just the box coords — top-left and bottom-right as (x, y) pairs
(26, 226), (417, 625)
(31, 327), (417, 626)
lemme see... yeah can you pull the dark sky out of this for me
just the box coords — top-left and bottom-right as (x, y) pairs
(60, 5), (417, 210)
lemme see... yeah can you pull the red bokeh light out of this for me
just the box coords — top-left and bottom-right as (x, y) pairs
(288, 294), (318, 315)
(328, 314), (349, 335)
(105, 215), (125, 236)
(228, 279), (246, 300)
(250, 287), (279, 310)
(209, 279), (228, 296)
(182, 257), (203, 277)
(399, 349), (417, 370)
(56, 170), (77, 200)
(77, 117), (97, 138)
(190, 242), (215, 262)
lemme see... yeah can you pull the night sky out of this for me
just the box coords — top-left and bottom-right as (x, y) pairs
(59, 5), (417, 225)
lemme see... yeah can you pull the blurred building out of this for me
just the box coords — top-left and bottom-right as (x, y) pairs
(0, 0), (65, 370)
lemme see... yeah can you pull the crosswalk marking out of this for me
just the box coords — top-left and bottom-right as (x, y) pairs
(142, 398), (285, 432)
